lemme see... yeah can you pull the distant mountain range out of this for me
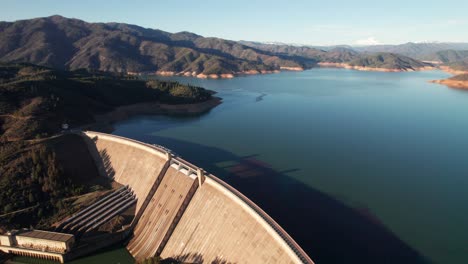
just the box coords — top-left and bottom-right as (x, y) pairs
(243, 41), (468, 61)
(421, 50), (468, 64)
(347, 53), (431, 71)
(0, 15), (316, 76)
(1, 16), (468, 76)
(354, 42), (468, 60)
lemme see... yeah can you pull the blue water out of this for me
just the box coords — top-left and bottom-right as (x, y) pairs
(112, 68), (468, 264)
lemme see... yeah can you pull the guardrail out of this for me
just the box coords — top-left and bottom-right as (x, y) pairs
(78, 131), (172, 157)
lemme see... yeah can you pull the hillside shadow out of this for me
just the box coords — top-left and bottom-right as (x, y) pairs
(135, 134), (431, 264)
(82, 135), (116, 180)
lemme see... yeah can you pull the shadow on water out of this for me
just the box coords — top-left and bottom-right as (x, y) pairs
(136, 134), (431, 264)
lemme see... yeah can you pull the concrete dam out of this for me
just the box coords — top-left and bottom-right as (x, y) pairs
(82, 131), (314, 264)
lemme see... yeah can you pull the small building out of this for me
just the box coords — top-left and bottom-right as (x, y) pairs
(0, 229), (74, 263)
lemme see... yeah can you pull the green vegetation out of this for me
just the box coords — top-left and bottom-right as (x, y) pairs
(0, 63), (213, 230)
(0, 63), (212, 140)
(146, 80), (211, 104)
(0, 134), (110, 230)
(2, 15), (445, 74)
(348, 53), (431, 70)
(240, 42), (359, 63)
(0, 16), (313, 75)
(448, 59), (468, 72)
(423, 49), (468, 63)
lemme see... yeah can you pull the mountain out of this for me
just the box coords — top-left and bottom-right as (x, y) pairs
(238, 41), (359, 63)
(421, 50), (468, 63)
(347, 53), (432, 71)
(0, 16), (317, 76)
(238, 41), (325, 60)
(320, 47), (360, 62)
(0, 16), (436, 75)
(355, 42), (468, 60)
(448, 59), (468, 71)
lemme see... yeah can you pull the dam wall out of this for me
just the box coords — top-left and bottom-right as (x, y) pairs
(82, 132), (169, 212)
(128, 166), (198, 259)
(81, 131), (313, 264)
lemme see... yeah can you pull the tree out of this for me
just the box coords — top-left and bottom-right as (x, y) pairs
(28, 193), (35, 204)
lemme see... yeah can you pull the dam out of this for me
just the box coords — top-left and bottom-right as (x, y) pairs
(81, 131), (314, 264)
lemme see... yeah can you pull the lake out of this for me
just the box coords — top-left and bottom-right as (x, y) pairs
(13, 68), (466, 264)
(113, 68), (468, 264)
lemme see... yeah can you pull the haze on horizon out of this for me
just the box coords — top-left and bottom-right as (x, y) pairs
(1, 0), (468, 46)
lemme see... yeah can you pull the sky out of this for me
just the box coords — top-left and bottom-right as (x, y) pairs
(1, 0), (468, 46)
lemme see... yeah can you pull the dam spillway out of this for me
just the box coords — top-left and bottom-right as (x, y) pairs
(81, 131), (314, 264)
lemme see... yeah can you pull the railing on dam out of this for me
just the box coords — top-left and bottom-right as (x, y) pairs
(77, 131), (173, 157)
(79, 131), (314, 264)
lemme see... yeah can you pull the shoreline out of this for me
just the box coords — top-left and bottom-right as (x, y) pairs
(130, 63), (443, 80)
(82, 97), (222, 133)
(430, 67), (468, 89)
(317, 62), (435, 72)
(132, 67), (306, 79)
(438, 66), (468, 76)
(430, 79), (468, 89)
(153, 69), (283, 79)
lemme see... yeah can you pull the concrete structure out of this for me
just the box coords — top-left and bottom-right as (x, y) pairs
(57, 186), (136, 234)
(81, 131), (314, 264)
(0, 229), (74, 263)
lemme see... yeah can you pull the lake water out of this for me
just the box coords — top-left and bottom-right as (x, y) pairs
(112, 68), (468, 264)
(12, 68), (466, 264)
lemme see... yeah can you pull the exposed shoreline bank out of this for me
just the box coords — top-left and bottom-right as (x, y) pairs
(131, 67), (307, 79)
(134, 63), (436, 80)
(438, 66), (468, 76)
(430, 67), (468, 89)
(153, 70), (282, 79)
(317, 62), (435, 72)
(430, 78), (468, 89)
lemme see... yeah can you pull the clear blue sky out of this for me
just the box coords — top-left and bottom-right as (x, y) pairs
(1, 0), (468, 45)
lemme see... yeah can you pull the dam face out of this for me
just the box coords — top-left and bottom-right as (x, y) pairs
(82, 131), (313, 264)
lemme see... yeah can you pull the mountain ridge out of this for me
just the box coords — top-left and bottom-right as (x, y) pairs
(0, 15), (318, 77)
(0, 15), (445, 77)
